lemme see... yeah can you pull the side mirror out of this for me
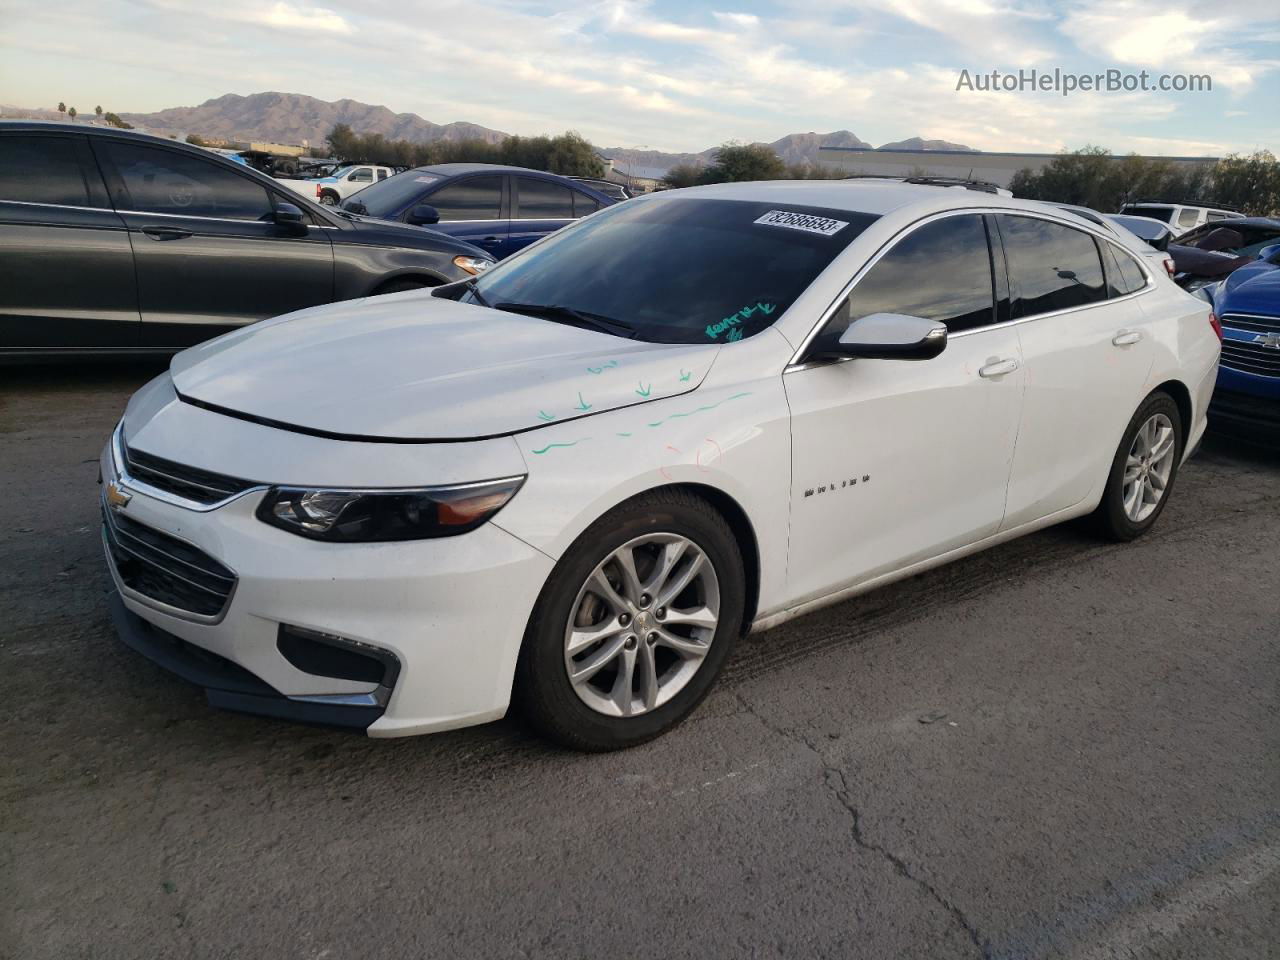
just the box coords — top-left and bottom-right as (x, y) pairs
(1149, 234), (1170, 252)
(1257, 243), (1280, 264)
(273, 202), (307, 232)
(406, 204), (440, 226)
(835, 312), (947, 360)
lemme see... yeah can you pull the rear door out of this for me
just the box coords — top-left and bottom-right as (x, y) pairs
(508, 176), (590, 257)
(418, 174), (508, 257)
(0, 131), (140, 351)
(997, 214), (1156, 529)
(93, 139), (335, 349)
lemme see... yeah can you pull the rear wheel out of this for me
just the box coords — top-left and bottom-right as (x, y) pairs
(1090, 392), (1183, 541)
(515, 490), (745, 751)
(318, 190), (339, 206)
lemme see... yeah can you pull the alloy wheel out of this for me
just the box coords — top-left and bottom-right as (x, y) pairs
(563, 533), (720, 718)
(1123, 412), (1176, 523)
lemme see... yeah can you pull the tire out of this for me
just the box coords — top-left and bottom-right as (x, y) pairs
(374, 279), (430, 295)
(1089, 391), (1184, 541)
(318, 191), (339, 206)
(514, 489), (745, 751)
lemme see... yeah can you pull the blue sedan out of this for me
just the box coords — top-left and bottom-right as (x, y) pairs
(1207, 243), (1280, 442)
(340, 163), (615, 259)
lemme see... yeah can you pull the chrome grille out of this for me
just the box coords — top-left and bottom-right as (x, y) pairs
(103, 506), (236, 619)
(1219, 313), (1280, 335)
(1220, 339), (1280, 378)
(122, 444), (257, 505)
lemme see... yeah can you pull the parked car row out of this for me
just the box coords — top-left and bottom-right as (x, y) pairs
(0, 122), (615, 355)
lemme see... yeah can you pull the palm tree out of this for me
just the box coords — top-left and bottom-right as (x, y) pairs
(57, 102), (66, 115)
(68, 106), (78, 121)
(95, 105), (103, 117)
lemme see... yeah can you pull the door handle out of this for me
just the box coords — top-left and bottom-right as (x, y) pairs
(1112, 330), (1143, 346)
(978, 357), (1019, 379)
(141, 226), (192, 241)
(478, 236), (500, 245)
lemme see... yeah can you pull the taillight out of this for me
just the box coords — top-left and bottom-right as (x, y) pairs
(1163, 257), (1176, 278)
(316, 185), (323, 197)
(1209, 312), (1223, 341)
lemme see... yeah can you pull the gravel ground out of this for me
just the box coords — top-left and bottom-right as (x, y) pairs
(2, 362), (1277, 960)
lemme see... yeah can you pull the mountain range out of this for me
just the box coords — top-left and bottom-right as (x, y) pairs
(13, 91), (975, 169)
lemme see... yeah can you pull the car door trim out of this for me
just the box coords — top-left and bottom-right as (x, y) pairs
(787, 207), (1155, 367)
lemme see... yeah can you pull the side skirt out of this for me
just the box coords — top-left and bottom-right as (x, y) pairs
(749, 501), (1093, 634)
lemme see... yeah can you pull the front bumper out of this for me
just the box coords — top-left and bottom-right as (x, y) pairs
(100, 432), (555, 737)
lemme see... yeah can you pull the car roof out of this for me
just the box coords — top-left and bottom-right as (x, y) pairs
(415, 162), (570, 177)
(663, 179), (1050, 217)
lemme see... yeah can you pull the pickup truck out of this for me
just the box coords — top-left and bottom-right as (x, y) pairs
(276, 164), (397, 205)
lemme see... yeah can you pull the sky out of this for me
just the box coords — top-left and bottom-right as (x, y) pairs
(1, 0), (1277, 156)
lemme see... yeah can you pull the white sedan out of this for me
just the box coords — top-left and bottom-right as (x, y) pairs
(101, 181), (1221, 750)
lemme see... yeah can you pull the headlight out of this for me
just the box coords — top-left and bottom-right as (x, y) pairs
(257, 476), (524, 542)
(453, 255), (492, 276)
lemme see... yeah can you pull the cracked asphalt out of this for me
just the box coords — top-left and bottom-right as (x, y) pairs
(2, 362), (1278, 960)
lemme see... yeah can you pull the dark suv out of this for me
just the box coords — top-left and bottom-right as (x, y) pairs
(0, 122), (494, 356)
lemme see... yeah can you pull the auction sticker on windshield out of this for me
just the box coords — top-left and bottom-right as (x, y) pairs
(754, 210), (849, 236)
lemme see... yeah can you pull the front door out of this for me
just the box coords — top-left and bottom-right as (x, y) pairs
(784, 213), (1024, 605)
(92, 139), (335, 349)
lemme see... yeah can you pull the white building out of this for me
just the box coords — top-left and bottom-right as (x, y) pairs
(815, 146), (1218, 189)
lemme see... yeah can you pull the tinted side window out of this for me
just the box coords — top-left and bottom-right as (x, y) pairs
(427, 176), (503, 221)
(1001, 215), (1106, 318)
(1109, 244), (1147, 295)
(573, 192), (601, 217)
(0, 135), (98, 207)
(517, 178), (575, 219)
(821, 215), (995, 344)
(103, 143), (273, 219)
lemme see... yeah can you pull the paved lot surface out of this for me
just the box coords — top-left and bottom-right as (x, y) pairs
(2, 362), (1278, 960)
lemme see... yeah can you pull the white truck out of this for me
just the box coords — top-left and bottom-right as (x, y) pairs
(275, 164), (397, 206)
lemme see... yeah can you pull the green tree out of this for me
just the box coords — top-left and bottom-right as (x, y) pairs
(102, 112), (133, 129)
(57, 102), (66, 115)
(1209, 151), (1280, 216)
(662, 163), (702, 189)
(185, 133), (208, 147)
(698, 142), (786, 183)
(67, 106), (77, 121)
(95, 105), (103, 117)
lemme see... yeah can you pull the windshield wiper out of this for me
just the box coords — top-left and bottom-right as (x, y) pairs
(491, 301), (635, 337)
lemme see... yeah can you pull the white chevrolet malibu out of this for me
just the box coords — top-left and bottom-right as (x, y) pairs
(101, 181), (1221, 750)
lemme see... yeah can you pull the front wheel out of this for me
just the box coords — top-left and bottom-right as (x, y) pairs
(1090, 391), (1183, 541)
(318, 191), (339, 206)
(515, 490), (745, 751)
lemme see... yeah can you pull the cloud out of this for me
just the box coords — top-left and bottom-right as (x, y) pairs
(252, 2), (353, 34)
(1058, 0), (1280, 92)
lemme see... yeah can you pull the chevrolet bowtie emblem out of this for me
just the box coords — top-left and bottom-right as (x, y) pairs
(105, 481), (133, 510)
(1253, 332), (1280, 350)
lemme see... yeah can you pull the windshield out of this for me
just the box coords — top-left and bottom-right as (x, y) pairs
(467, 197), (877, 344)
(1108, 215), (1168, 241)
(341, 171), (440, 217)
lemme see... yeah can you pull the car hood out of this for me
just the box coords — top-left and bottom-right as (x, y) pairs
(1218, 260), (1280, 316)
(169, 295), (719, 441)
